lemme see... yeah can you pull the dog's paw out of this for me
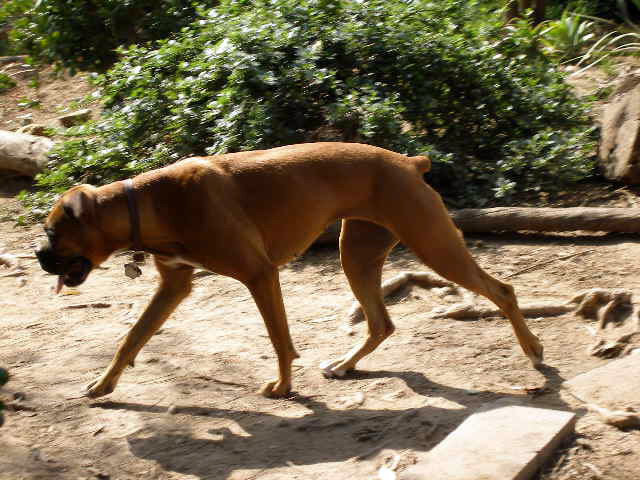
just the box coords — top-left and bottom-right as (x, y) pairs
(528, 338), (545, 368)
(259, 379), (291, 398)
(320, 359), (349, 378)
(84, 377), (116, 398)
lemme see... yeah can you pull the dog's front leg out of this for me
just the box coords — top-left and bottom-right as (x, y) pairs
(245, 267), (299, 398)
(85, 261), (194, 398)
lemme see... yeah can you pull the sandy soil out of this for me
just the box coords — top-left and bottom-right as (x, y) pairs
(1, 62), (640, 480)
(0, 66), (98, 132)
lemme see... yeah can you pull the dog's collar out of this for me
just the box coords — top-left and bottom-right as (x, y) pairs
(123, 179), (143, 252)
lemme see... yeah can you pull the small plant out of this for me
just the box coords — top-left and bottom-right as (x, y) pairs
(573, 30), (640, 73)
(17, 97), (40, 109)
(0, 73), (16, 93)
(539, 10), (596, 60)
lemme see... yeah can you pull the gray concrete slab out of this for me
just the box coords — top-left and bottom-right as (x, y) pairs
(564, 354), (640, 408)
(400, 402), (576, 480)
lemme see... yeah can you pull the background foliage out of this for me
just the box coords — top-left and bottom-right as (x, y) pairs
(0, 0), (32, 55)
(1, 1), (218, 71)
(10, 0), (598, 215)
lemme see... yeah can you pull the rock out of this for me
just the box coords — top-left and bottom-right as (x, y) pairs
(564, 355), (640, 409)
(1, 61), (37, 81)
(16, 124), (51, 137)
(341, 392), (365, 409)
(0, 130), (54, 176)
(17, 114), (33, 126)
(400, 402), (576, 480)
(57, 109), (92, 128)
(12, 392), (26, 401)
(599, 74), (640, 184)
(0, 253), (19, 268)
(6, 68), (37, 80)
(587, 404), (640, 429)
(0, 55), (27, 66)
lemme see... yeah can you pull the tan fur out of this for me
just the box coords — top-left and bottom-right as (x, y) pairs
(40, 142), (543, 398)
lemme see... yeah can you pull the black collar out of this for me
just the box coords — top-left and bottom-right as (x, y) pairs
(122, 179), (142, 251)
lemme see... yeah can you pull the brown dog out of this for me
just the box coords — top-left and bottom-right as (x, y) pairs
(36, 142), (543, 398)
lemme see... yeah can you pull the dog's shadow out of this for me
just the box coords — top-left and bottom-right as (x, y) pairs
(94, 366), (572, 479)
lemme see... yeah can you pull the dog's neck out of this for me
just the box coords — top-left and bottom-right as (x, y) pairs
(114, 179), (181, 257)
(92, 179), (183, 259)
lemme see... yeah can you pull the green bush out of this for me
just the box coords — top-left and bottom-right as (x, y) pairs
(0, 0), (33, 55)
(21, 0), (597, 216)
(6, 0), (217, 72)
(0, 73), (17, 93)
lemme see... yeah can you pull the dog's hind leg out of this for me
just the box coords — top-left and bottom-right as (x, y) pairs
(85, 260), (194, 398)
(384, 184), (544, 366)
(321, 219), (399, 377)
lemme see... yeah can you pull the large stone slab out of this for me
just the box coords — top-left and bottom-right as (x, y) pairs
(564, 354), (640, 409)
(400, 403), (576, 480)
(0, 130), (54, 176)
(599, 74), (640, 184)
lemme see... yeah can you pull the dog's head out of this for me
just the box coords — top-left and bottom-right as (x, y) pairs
(36, 184), (107, 292)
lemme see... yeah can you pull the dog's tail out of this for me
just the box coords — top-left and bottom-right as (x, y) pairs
(408, 155), (431, 174)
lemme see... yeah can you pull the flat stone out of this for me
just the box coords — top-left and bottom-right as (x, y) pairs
(0, 129), (54, 176)
(564, 355), (640, 409)
(0, 55), (27, 66)
(58, 108), (92, 127)
(599, 74), (640, 184)
(400, 402), (575, 480)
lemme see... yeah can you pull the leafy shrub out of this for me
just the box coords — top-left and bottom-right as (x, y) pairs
(0, 73), (17, 93)
(6, 0), (217, 72)
(22, 0), (597, 216)
(539, 10), (596, 60)
(0, 0), (33, 55)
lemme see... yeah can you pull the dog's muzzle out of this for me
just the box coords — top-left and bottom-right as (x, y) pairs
(36, 243), (92, 287)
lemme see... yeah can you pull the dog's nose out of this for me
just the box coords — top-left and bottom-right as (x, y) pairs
(36, 243), (62, 275)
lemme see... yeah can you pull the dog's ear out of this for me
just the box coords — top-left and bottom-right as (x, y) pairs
(62, 185), (97, 224)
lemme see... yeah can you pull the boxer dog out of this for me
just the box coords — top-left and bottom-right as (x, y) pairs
(36, 142), (543, 398)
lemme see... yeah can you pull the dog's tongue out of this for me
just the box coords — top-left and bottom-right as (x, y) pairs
(54, 275), (64, 294)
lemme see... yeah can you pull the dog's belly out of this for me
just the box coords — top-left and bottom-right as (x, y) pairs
(263, 220), (335, 265)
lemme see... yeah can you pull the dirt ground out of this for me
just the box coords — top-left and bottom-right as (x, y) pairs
(2, 64), (640, 480)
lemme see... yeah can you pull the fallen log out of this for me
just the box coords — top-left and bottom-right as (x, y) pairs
(449, 207), (640, 234)
(313, 207), (640, 246)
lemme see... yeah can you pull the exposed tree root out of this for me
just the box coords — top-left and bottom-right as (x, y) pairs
(429, 302), (575, 320)
(586, 404), (640, 429)
(343, 272), (640, 358)
(345, 271), (459, 325)
(569, 289), (633, 329)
